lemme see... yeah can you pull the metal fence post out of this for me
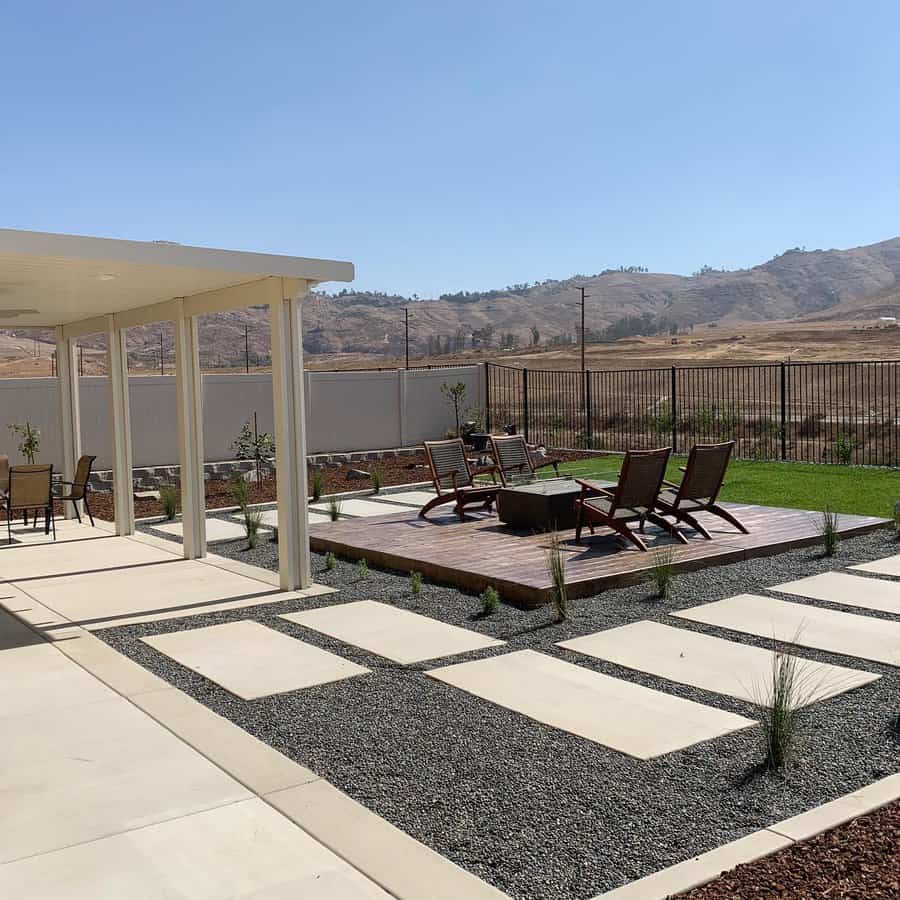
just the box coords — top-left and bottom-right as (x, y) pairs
(670, 366), (678, 453)
(522, 368), (529, 442)
(585, 370), (593, 448)
(484, 362), (492, 433)
(780, 361), (787, 460)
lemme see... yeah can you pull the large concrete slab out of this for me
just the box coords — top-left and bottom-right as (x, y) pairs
(281, 600), (503, 664)
(310, 498), (413, 518)
(0, 798), (391, 899)
(772, 571), (900, 615)
(228, 508), (331, 528)
(426, 649), (755, 759)
(17, 558), (302, 629)
(559, 621), (879, 705)
(674, 594), (900, 666)
(154, 517), (253, 542)
(851, 553), (900, 578)
(0, 697), (250, 864)
(0, 533), (174, 581)
(557, 622), (881, 706)
(142, 620), (369, 699)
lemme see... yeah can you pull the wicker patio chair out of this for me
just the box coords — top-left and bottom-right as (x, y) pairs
(489, 434), (561, 484)
(56, 454), (97, 527)
(574, 447), (686, 551)
(5, 464), (55, 543)
(419, 438), (501, 521)
(654, 441), (747, 538)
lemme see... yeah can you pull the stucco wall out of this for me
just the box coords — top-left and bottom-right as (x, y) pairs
(0, 366), (483, 468)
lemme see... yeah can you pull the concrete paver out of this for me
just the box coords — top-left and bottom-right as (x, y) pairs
(142, 620), (370, 699)
(426, 649), (755, 759)
(674, 594), (900, 666)
(282, 599), (503, 664)
(558, 621), (879, 704)
(771, 571), (900, 615)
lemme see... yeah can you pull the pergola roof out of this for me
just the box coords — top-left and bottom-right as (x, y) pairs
(0, 228), (354, 328)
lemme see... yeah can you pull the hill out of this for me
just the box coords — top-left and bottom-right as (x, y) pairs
(3, 236), (900, 367)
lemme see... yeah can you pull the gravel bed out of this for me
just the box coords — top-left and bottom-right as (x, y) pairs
(105, 522), (900, 900)
(686, 799), (900, 898)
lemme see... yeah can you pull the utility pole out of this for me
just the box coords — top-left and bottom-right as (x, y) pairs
(79, 346), (84, 376)
(244, 325), (250, 374)
(159, 331), (164, 376)
(404, 308), (410, 368)
(579, 287), (587, 410)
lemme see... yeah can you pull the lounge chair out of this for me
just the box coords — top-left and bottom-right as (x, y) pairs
(654, 441), (747, 538)
(419, 438), (501, 521)
(56, 454), (97, 526)
(489, 434), (561, 484)
(5, 464), (55, 543)
(574, 447), (686, 551)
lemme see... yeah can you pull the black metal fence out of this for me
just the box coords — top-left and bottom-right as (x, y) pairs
(485, 361), (900, 467)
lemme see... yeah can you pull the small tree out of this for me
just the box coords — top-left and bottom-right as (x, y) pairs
(8, 422), (41, 463)
(232, 413), (275, 486)
(441, 381), (467, 438)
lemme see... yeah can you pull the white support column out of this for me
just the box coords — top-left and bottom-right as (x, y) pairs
(174, 300), (206, 559)
(106, 315), (134, 536)
(55, 326), (82, 520)
(270, 278), (311, 590)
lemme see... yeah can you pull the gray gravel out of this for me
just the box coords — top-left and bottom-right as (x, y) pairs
(114, 516), (900, 899)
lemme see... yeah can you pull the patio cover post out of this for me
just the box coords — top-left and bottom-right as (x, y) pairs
(269, 278), (312, 590)
(106, 314), (135, 536)
(55, 326), (82, 519)
(173, 300), (206, 559)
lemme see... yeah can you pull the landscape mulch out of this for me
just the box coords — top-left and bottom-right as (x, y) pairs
(85, 447), (604, 521)
(686, 799), (899, 899)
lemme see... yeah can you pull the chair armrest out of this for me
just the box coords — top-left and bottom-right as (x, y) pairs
(575, 478), (614, 499)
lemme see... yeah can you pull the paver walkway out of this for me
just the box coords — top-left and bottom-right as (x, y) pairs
(771, 571), (900, 615)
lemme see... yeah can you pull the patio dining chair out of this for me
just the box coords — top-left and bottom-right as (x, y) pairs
(654, 441), (748, 538)
(5, 464), (55, 543)
(574, 447), (686, 551)
(489, 434), (561, 484)
(55, 454), (97, 527)
(419, 438), (501, 521)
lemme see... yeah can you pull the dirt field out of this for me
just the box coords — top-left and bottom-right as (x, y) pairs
(1, 320), (898, 379)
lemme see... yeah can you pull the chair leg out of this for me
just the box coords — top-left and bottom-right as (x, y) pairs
(71, 499), (82, 524)
(51, 508), (56, 541)
(708, 503), (750, 534)
(84, 495), (95, 528)
(613, 520), (649, 552)
(646, 512), (689, 544)
(674, 510), (712, 540)
(418, 494), (454, 520)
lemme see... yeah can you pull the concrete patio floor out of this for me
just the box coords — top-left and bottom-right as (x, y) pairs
(0, 519), (506, 899)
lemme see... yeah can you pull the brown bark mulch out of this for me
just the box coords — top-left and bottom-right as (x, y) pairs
(85, 447), (606, 521)
(685, 799), (899, 899)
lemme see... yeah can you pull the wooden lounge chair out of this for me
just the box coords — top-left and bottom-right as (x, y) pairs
(419, 438), (501, 521)
(574, 447), (686, 551)
(489, 434), (561, 484)
(654, 441), (747, 539)
(5, 464), (55, 543)
(56, 454), (97, 526)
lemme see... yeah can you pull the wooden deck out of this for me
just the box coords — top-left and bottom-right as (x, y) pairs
(309, 503), (889, 607)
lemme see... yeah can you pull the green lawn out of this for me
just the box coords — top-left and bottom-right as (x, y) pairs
(554, 456), (898, 519)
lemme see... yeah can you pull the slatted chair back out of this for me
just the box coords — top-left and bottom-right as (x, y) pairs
(424, 439), (473, 492)
(490, 435), (534, 481)
(8, 465), (53, 511)
(70, 455), (97, 500)
(0, 454), (8, 495)
(677, 442), (734, 503)
(613, 448), (671, 512)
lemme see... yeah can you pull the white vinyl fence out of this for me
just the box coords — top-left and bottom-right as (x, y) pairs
(0, 367), (483, 469)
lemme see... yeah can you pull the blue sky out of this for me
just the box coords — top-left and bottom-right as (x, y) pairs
(2, 2), (898, 296)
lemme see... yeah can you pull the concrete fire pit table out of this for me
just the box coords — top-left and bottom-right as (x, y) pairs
(496, 478), (615, 531)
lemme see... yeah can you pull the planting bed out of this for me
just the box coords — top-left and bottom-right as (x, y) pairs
(101, 522), (899, 899)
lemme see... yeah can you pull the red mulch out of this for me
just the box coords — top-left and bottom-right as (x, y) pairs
(685, 800), (899, 899)
(84, 447), (607, 521)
